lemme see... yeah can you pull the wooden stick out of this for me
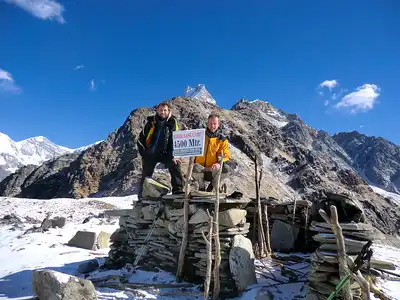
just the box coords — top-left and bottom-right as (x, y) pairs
(212, 154), (224, 300)
(93, 282), (195, 289)
(348, 257), (370, 300)
(263, 204), (272, 255)
(176, 157), (194, 282)
(256, 159), (266, 257)
(252, 158), (258, 245)
(319, 206), (352, 300)
(202, 210), (213, 300)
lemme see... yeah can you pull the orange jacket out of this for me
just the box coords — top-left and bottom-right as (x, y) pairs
(194, 130), (230, 168)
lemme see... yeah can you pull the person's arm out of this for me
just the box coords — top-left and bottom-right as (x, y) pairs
(220, 139), (230, 162)
(137, 122), (150, 157)
(168, 117), (180, 160)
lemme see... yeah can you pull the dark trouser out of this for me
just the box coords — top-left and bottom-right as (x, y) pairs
(138, 156), (184, 198)
(192, 163), (231, 191)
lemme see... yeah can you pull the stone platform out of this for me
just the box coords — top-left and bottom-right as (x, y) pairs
(105, 192), (257, 296)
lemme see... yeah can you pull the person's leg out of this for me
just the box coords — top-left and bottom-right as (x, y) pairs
(166, 160), (184, 194)
(192, 163), (206, 191)
(138, 157), (157, 198)
(209, 163), (231, 192)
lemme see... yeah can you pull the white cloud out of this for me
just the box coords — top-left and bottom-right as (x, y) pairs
(5, 0), (65, 23)
(89, 79), (96, 91)
(0, 68), (21, 93)
(324, 100), (329, 106)
(360, 125), (364, 128)
(335, 84), (380, 113)
(319, 79), (339, 90)
(74, 65), (84, 70)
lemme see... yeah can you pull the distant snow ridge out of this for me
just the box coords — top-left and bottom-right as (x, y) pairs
(237, 98), (289, 128)
(184, 84), (216, 105)
(0, 132), (94, 181)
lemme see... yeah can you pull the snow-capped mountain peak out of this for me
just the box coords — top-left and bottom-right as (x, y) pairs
(184, 84), (216, 105)
(0, 133), (94, 182)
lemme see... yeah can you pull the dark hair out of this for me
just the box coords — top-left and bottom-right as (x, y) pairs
(208, 113), (220, 120)
(157, 102), (171, 109)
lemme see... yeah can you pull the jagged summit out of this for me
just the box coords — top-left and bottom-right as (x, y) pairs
(184, 84), (216, 105)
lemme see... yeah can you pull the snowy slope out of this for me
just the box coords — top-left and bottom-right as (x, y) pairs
(0, 132), (94, 181)
(184, 84), (216, 105)
(371, 185), (400, 206)
(1, 195), (399, 300)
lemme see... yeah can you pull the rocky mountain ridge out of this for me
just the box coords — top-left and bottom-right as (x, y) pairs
(1, 95), (399, 238)
(333, 131), (400, 194)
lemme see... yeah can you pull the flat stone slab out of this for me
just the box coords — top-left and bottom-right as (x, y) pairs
(311, 221), (373, 232)
(104, 209), (134, 217)
(313, 233), (369, 247)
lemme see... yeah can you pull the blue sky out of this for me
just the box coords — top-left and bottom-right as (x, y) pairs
(1, 0), (399, 148)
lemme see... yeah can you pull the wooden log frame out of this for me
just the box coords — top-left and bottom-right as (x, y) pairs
(319, 206), (352, 300)
(213, 154), (225, 300)
(176, 157), (195, 282)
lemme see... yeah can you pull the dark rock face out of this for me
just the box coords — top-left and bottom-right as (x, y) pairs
(333, 131), (400, 194)
(1, 98), (399, 236)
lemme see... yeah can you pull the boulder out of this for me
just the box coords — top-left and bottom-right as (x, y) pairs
(97, 231), (111, 249)
(67, 231), (110, 250)
(219, 209), (247, 227)
(77, 259), (99, 274)
(270, 220), (299, 251)
(32, 269), (97, 300)
(229, 235), (257, 294)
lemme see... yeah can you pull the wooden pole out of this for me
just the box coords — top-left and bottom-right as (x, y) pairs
(201, 210), (213, 300)
(256, 159), (266, 257)
(263, 204), (272, 255)
(252, 158), (258, 245)
(212, 154), (224, 300)
(319, 206), (352, 300)
(176, 157), (194, 282)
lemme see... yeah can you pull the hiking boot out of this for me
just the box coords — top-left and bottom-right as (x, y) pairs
(219, 183), (227, 193)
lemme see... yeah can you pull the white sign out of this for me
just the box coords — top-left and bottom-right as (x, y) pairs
(173, 129), (205, 158)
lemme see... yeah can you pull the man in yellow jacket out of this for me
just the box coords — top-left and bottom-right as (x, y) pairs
(192, 114), (231, 192)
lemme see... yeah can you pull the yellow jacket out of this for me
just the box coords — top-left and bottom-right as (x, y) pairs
(194, 130), (230, 168)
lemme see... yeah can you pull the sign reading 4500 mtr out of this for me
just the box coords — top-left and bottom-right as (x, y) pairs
(173, 129), (205, 158)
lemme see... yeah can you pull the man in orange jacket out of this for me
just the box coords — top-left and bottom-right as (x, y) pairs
(192, 114), (231, 192)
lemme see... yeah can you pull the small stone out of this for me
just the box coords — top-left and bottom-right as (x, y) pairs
(51, 217), (66, 228)
(142, 205), (158, 220)
(189, 208), (209, 224)
(165, 207), (184, 219)
(77, 259), (99, 274)
(110, 231), (128, 242)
